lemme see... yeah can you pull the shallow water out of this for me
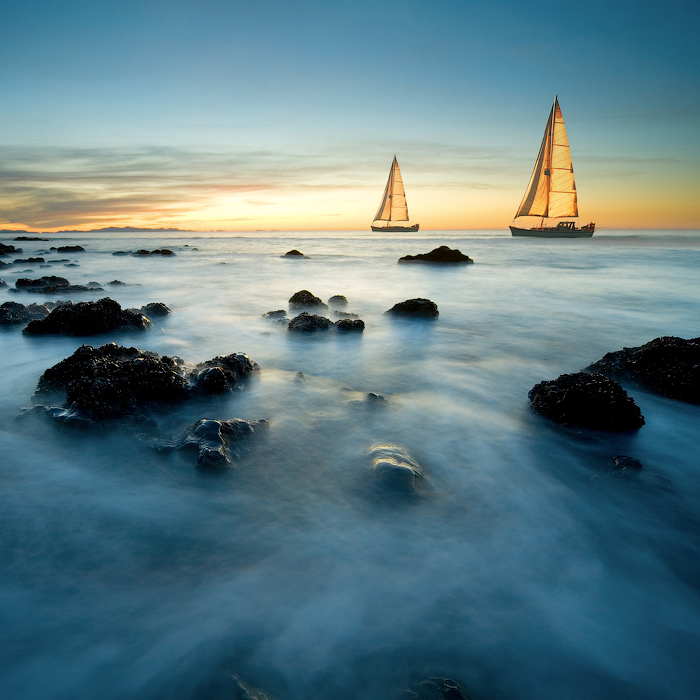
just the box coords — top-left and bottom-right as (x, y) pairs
(1, 230), (699, 699)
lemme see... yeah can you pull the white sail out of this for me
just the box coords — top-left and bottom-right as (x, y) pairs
(374, 157), (409, 222)
(515, 97), (578, 219)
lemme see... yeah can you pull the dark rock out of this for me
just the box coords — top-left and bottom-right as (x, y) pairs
(398, 245), (474, 264)
(112, 251), (131, 256)
(288, 289), (328, 309)
(14, 236), (48, 241)
(262, 309), (289, 325)
(282, 249), (304, 257)
(56, 245), (85, 253)
(368, 444), (426, 492)
(23, 297), (150, 336)
(612, 455), (643, 472)
(64, 263), (79, 267)
(140, 302), (171, 317)
(133, 248), (175, 256)
(366, 392), (387, 405)
(335, 318), (364, 331)
(401, 676), (480, 700)
(586, 336), (700, 405)
(0, 279), (7, 287)
(385, 298), (439, 319)
(328, 295), (348, 305)
(334, 310), (359, 318)
(288, 312), (333, 332)
(25, 303), (52, 320)
(34, 343), (191, 420)
(0, 301), (30, 324)
(108, 279), (126, 285)
(157, 417), (267, 468)
(15, 275), (70, 289)
(0, 243), (21, 256)
(47, 259), (70, 263)
(13, 257), (45, 264)
(191, 353), (260, 394)
(528, 372), (645, 431)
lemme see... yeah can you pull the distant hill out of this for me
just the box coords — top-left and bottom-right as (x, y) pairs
(1, 226), (185, 234)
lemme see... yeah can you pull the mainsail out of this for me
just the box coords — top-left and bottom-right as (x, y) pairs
(515, 96), (578, 219)
(374, 156), (410, 222)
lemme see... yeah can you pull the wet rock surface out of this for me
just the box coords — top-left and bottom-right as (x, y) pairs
(386, 298), (439, 319)
(262, 309), (290, 324)
(288, 312), (333, 331)
(335, 318), (364, 331)
(586, 335), (700, 405)
(529, 372), (645, 431)
(0, 301), (30, 324)
(139, 302), (171, 317)
(288, 289), (328, 309)
(24, 298), (150, 336)
(281, 249), (304, 257)
(368, 444), (426, 492)
(156, 417), (267, 468)
(31, 343), (259, 422)
(398, 245), (474, 264)
(328, 294), (348, 305)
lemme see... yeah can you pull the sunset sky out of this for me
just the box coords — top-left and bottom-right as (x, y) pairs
(1, 0), (698, 231)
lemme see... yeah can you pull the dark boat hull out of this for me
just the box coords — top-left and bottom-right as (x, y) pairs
(510, 225), (594, 238)
(371, 224), (420, 232)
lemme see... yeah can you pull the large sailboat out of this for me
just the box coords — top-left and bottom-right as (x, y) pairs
(510, 96), (595, 238)
(371, 156), (419, 232)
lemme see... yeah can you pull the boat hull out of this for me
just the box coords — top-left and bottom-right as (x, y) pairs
(509, 225), (593, 238)
(371, 224), (420, 232)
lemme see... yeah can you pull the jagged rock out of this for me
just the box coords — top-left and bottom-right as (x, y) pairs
(401, 676), (481, 700)
(140, 302), (171, 317)
(288, 312), (333, 332)
(366, 392), (387, 405)
(56, 245), (85, 253)
(23, 298), (150, 336)
(282, 249), (304, 257)
(0, 243), (21, 256)
(368, 444), (426, 491)
(190, 353), (260, 394)
(288, 289), (328, 309)
(328, 295), (348, 305)
(0, 301), (30, 324)
(528, 372), (645, 431)
(398, 245), (474, 264)
(385, 298), (439, 319)
(156, 417), (267, 468)
(335, 318), (364, 331)
(586, 336), (700, 405)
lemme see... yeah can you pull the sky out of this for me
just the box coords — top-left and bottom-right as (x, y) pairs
(1, 0), (699, 231)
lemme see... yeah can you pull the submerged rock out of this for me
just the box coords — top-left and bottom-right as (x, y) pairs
(288, 289), (328, 309)
(133, 248), (175, 256)
(13, 257), (45, 264)
(528, 372), (645, 431)
(56, 245), (85, 253)
(401, 676), (481, 700)
(385, 298), (439, 319)
(282, 249), (304, 257)
(586, 335), (700, 405)
(335, 318), (364, 331)
(328, 294), (348, 305)
(0, 243), (21, 256)
(368, 444), (426, 492)
(262, 309), (290, 325)
(398, 245), (474, 264)
(13, 275), (101, 294)
(139, 302), (171, 317)
(24, 298), (150, 336)
(157, 417), (267, 468)
(190, 353), (260, 394)
(0, 301), (30, 325)
(288, 312), (333, 332)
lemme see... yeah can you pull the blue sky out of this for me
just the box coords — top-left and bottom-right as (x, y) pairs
(1, 0), (698, 229)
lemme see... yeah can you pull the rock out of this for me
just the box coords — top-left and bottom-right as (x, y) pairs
(47, 259), (70, 263)
(112, 251), (131, 256)
(288, 289), (328, 309)
(33, 343), (191, 420)
(288, 312), (333, 332)
(0, 301), (30, 325)
(0, 279), (7, 287)
(586, 336), (700, 405)
(401, 676), (481, 700)
(0, 243), (21, 256)
(13, 257), (45, 264)
(335, 318), (364, 331)
(328, 295), (348, 305)
(190, 353), (259, 395)
(56, 245), (85, 253)
(385, 298), (439, 319)
(25, 303), (52, 320)
(157, 417), (267, 468)
(23, 297), (150, 336)
(262, 309), (289, 324)
(528, 372), (645, 431)
(366, 392), (387, 405)
(398, 245), (474, 264)
(368, 444), (426, 491)
(612, 455), (643, 472)
(14, 236), (48, 241)
(108, 279), (126, 285)
(15, 275), (69, 289)
(334, 310), (359, 318)
(133, 248), (175, 256)
(140, 302), (171, 317)
(282, 249), (304, 257)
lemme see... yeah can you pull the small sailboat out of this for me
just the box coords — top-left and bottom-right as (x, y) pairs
(371, 156), (419, 232)
(510, 96), (595, 238)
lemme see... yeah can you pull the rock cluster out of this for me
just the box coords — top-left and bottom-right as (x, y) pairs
(133, 249), (175, 256)
(586, 335), (700, 405)
(398, 245), (474, 264)
(0, 301), (54, 325)
(385, 298), (439, 319)
(24, 298), (150, 336)
(528, 372), (645, 431)
(13, 276), (103, 294)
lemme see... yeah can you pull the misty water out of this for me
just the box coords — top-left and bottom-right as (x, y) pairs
(1, 230), (699, 700)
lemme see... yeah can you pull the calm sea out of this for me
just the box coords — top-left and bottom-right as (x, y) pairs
(1, 230), (699, 700)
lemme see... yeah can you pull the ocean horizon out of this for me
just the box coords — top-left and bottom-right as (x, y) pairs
(1, 229), (699, 700)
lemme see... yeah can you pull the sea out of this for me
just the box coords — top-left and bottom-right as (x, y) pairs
(0, 229), (699, 700)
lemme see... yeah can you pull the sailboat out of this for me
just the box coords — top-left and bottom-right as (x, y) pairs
(510, 96), (595, 238)
(371, 156), (419, 232)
